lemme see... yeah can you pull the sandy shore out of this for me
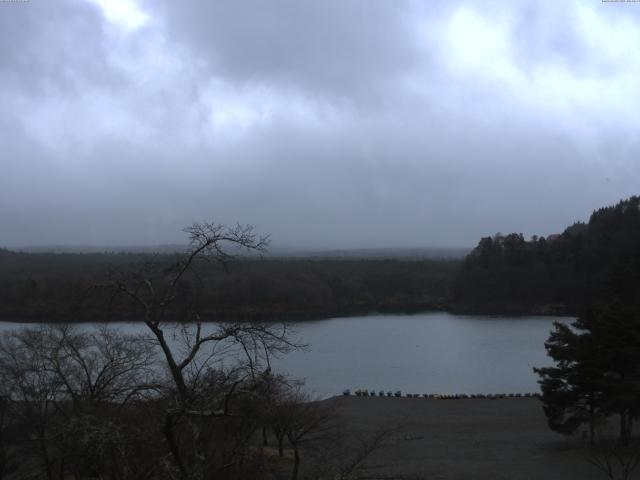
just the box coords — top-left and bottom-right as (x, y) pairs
(330, 396), (608, 480)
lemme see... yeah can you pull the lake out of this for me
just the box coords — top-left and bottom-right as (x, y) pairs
(0, 312), (570, 397)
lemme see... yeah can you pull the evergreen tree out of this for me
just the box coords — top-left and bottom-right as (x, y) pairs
(535, 320), (603, 444)
(535, 303), (640, 445)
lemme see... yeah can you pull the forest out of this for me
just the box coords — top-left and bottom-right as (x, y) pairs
(1, 196), (639, 321)
(453, 195), (640, 315)
(0, 248), (458, 322)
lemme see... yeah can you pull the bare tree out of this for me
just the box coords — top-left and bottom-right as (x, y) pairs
(43, 325), (158, 479)
(260, 380), (339, 480)
(0, 325), (159, 480)
(332, 423), (408, 480)
(284, 394), (337, 480)
(43, 325), (157, 409)
(106, 222), (302, 479)
(0, 328), (64, 480)
(587, 438), (640, 480)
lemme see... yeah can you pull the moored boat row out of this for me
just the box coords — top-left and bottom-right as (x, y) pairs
(343, 389), (540, 399)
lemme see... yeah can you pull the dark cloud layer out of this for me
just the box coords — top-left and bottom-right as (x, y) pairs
(154, 0), (420, 104)
(1, 0), (639, 249)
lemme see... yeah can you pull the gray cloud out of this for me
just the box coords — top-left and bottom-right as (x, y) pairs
(1, 0), (639, 249)
(153, 0), (421, 105)
(0, 0), (115, 93)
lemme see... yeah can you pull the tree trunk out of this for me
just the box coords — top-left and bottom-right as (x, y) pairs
(39, 437), (53, 480)
(619, 411), (630, 447)
(262, 426), (268, 446)
(190, 418), (206, 480)
(278, 436), (284, 457)
(146, 322), (188, 400)
(0, 445), (6, 480)
(290, 446), (300, 480)
(589, 398), (595, 446)
(163, 413), (188, 479)
(58, 456), (65, 480)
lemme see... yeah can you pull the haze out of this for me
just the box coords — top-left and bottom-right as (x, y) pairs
(1, 0), (639, 250)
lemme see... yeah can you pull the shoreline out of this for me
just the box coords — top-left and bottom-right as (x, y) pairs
(0, 304), (575, 324)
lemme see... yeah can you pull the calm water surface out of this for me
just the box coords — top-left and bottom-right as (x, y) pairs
(0, 313), (569, 397)
(274, 313), (569, 396)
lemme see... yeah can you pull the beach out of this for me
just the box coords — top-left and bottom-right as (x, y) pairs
(331, 396), (608, 479)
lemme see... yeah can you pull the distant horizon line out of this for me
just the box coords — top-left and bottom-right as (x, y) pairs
(1, 244), (473, 257)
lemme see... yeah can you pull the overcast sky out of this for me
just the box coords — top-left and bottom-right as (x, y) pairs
(1, 0), (639, 249)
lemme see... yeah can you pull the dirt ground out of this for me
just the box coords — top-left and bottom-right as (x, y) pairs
(328, 396), (612, 480)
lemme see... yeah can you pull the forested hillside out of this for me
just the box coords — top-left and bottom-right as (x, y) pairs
(454, 196), (640, 314)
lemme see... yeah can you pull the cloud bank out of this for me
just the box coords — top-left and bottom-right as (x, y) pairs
(1, 0), (639, 248)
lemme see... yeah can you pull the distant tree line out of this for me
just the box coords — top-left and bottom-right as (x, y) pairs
(0, 249), (458, 322)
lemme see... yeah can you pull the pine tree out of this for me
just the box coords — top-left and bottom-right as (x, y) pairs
(535, 303), (640, 445)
